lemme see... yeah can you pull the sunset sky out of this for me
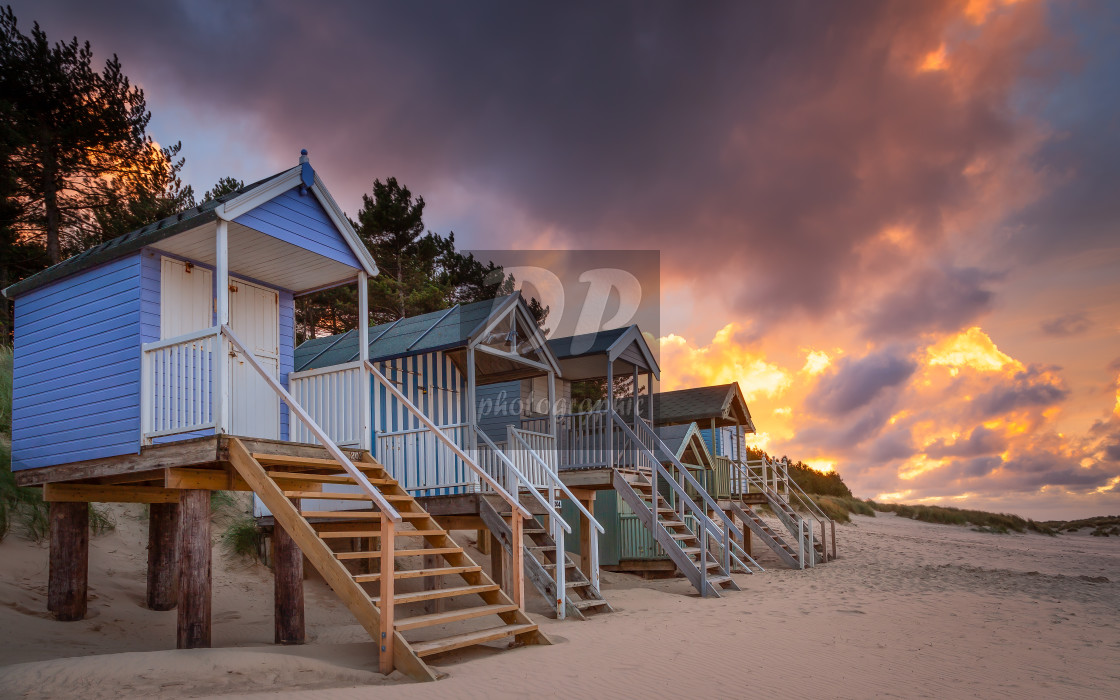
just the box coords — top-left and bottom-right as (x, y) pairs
(17, 0), (1120, 519)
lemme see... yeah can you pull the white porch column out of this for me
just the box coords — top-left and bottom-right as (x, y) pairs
(547, 371), (557, 436)
(357, 272), (371, 451)
(214, 219), (230, 434)
(466, 346), (478, 461)
(632, 365), (640, 432)
(606, 360), (613, 470)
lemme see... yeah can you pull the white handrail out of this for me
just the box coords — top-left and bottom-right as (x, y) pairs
(475, 428), (569, 532)
(508, 428), (605, 535)
(621, 415), (744, 541)
(732, 455), (830, 562)
(364, 360), (532, 520)
(221, 325), (401, 522)
(141, 326), (219, 352)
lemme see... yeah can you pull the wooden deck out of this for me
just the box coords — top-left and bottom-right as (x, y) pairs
(12, 435), (356, 489)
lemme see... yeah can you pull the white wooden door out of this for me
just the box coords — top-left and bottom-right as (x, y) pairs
(228, 278), (280, 439)
(160, 257), (212, 339)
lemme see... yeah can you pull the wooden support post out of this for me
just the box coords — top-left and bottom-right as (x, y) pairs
(146, 502), (179, 611)
(422, 538), (443, 614)
(579, 495), (595, 580)
(510, 514), (524, 609)
(177, 489), (211, 649)
(48, 501), (88, 621)
(378, 516), (395, 675)
(274, 498), (305, 645)
(477, 529), (490, 555)
(490, 532), (506, 592)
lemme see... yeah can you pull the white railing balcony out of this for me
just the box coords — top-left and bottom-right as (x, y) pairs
(375, 422), (478, 495)
(141, 327), (218, 441)
(505, 425), (557, 489)
(289, 360), (365, 447)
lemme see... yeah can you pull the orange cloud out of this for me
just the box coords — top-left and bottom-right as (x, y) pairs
(919, 43), (949, 72)
(927, 327), (1022, 375)
(659, 324), (791, 401)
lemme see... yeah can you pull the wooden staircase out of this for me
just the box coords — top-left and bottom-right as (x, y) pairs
(729, 501), (802, 569)
(227, 438), (549, 682)
(612, 471), (739, 597)
(478, 495), (613, 620)
(760, 494), (826, 565)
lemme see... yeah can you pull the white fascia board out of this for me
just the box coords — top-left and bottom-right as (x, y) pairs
(311, 173), (378, 277)
(216, 167), (300, 221)
(606, 324), (661, 379)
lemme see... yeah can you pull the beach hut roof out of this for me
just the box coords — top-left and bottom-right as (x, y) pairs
(653, 383), (756, 432)
(295, 294), (560, 376)
(654, 422), (714, 467)
(3, 155), (377, 298)
(546, 324), (660, 379)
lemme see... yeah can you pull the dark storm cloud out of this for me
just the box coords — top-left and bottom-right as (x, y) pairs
(808, 349), (916, 416)
(861, 265), (998, 339)
(13, 0), (1097, 337)
(925, 425), (1007, 459)
(1040, 313), (1092, 337)
(971, 365), (1068, 417)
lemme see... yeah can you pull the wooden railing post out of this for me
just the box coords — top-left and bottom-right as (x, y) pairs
(379, 514), (395, 675)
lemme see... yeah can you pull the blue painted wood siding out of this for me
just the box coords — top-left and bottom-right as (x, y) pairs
(11, 254), (144, 471)
(476, 379), (528, 442)
(371, 350), (469, 495)
(234, 187), (360, 268)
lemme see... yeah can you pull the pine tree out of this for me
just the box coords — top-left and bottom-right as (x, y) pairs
(0, 7), (161, 263)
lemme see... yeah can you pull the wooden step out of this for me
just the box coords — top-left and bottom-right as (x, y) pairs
(707, 575), (733, 585)
(267, 471), (395, 486)
(253, 453), (384, 471)
(669, 532), (696, 541)
(299, 510), (430, 520)
(284, 490), (411, 501)
(316, 528), (446, 539)
(335, 546), (459, 560)
(411, 623), (538, 658)
(572, 599), (608, 610)
(660, 520), (687, 528)
(353, 564), (481, 583)
(564, 580), (591, 588)
(394, 604), (518, 632)
(371, 583), (500, 606)
(542, 561), (577, 571)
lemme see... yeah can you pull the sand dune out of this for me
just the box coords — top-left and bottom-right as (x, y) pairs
(1, 506), (1117, 699)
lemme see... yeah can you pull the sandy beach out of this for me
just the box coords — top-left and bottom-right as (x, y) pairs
(0, 507), (1117, 700)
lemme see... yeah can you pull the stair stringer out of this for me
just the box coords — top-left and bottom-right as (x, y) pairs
(729, 501), (801, 569)
(351, 454), (551, 642)
(226, 438), (437, 682)
(613, 471), (725, 598)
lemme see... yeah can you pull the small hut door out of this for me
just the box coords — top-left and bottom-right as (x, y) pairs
(227, 278), (280, 439)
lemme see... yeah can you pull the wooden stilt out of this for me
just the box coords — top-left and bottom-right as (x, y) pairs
(146, 502), (179, 611)
(477, 528), (490, 555)
(422, 538), (443, 615)
(48, 501), (88, 621)
(274, 498), (305, 645)
(177, 489), (211, 649)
